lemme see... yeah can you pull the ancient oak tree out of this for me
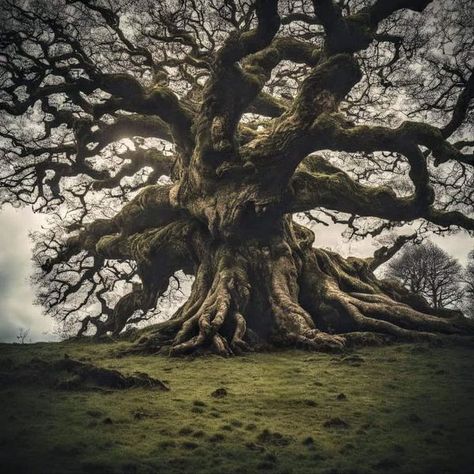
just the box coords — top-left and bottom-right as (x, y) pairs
(1, 0), (473, 355)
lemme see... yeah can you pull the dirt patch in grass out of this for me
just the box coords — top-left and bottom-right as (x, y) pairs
(0, 355), (168, 391)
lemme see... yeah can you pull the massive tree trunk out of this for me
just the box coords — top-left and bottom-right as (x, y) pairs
(124, 221), (474, 356)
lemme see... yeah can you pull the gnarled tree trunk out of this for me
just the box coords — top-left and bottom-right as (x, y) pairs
(127, 223), (473, 355)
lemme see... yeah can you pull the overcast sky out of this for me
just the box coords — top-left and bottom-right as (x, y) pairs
(0, 206), (56, 343)
(0, 206), (472, 343)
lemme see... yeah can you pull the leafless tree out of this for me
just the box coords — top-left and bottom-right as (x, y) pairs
(462, 250), (474, 317)
(16, 328), (31, 344)
(1, 0), (473, 355)
(387, 241), (464, 309)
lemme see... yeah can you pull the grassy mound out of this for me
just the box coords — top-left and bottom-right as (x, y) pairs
(0, 341), (473, 474)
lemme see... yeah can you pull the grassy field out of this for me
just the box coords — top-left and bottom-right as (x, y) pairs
(0, 340), (473, 474)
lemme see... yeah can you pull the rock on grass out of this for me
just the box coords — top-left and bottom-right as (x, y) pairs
(323, 417), (350, 429)
(256, 429), (291, 446)
(211, 388), (228, 398)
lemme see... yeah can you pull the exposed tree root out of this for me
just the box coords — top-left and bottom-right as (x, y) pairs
(128, 246), (252, 356)
(265, 238), (346, 352)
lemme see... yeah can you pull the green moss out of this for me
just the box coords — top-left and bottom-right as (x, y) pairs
(1, 341), (473, 474)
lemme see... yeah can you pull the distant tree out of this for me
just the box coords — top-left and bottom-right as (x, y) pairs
(387, 242), (464, 310)
(16, 328), (31, 344)
(462, 250), (474, 317)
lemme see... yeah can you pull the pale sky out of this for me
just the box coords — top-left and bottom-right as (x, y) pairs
(0, 206), (472, 343)
(0, 206), (57, 343)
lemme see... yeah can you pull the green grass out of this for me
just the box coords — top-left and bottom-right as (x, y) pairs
(1, 341), (473, 474)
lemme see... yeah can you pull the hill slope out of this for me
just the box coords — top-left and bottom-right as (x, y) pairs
(1, 341), (473, 474)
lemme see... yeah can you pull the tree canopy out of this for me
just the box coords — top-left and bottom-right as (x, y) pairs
(0, 0), (473, 353)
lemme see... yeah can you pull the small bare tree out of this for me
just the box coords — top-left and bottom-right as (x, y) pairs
(16, 328), (31, 344)
(462, 250), (474, 318)
(387, 242), (464, 310)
